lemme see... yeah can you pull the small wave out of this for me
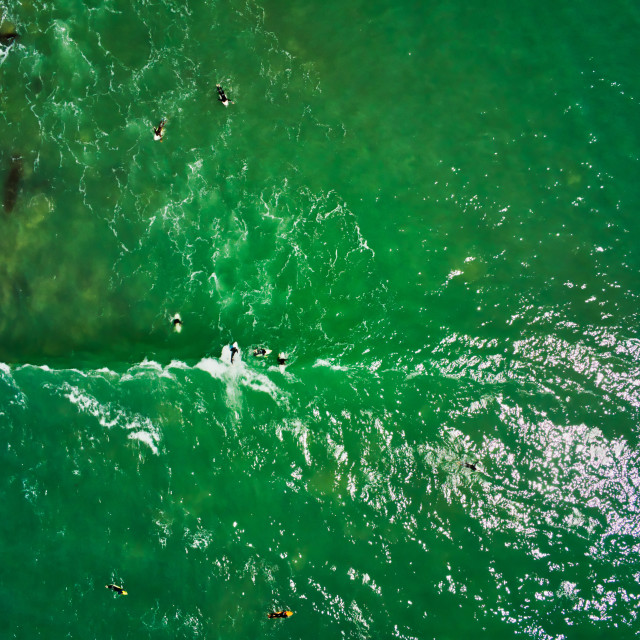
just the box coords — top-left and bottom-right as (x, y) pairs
(313, 358), (349, 372)
(63, 383), (162, 455)
(0, 362), (28, 406)
(128, 429), (159, 455)
(121, 358), (180, 381)
(194, 354), (286, 405)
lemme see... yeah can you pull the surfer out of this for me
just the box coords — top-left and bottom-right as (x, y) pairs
(277, 353), (287, 367)
(253, 347), (271, 357)
(153, 118), (166, 142)
(216, 84), (233, 107)
(267, 610), (293, 619)
(171, 313), (182, 333)
(106, 584), (128, 595)
(230, 341), (239, 364)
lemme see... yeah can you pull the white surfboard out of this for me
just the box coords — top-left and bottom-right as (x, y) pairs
(220, 343), (241, 365)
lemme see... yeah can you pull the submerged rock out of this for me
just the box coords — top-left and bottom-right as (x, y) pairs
(0, 21), (19, 44)
(3, 154), (23, 213)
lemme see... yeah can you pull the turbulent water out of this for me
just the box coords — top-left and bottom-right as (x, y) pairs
(1, 0), (639, 638)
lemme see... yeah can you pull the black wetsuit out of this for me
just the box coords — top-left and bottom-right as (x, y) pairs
(230, 346), (238, 363)
(217, 85), (229, 103)
(154, 120), (165, 138)
(254, 348), (267, 356)
(106, 585), (125, 595)
(277, 356), (287, 366)
(268, 611), (290, 619)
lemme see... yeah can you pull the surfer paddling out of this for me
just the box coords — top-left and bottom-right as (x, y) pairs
(267, 610), (293, 619)
(277, 352), (288, 371)
(106, 584), (128, 595)
(153, 118), (166, 142)
(216, 84), (233, 107)
(170, 313), (183, 333)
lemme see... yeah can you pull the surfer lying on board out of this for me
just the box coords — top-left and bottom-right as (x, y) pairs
(267, 610), (293, 619)
(171, 313), (183, 333)
(106, 584), (128, 595)
(458, 460), (483, 473)
(216, 84), (233, 106)
(253, 347), (272, 357)
(153, 118), (166, 141)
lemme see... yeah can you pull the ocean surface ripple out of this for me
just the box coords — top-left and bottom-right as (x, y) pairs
(1, 0), (639, 638)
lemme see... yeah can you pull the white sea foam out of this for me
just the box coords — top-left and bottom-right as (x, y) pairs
(283, 419), (313, 466)
(195, 354), (286, 405)
(63, 384), (161, 455)
(128, 430), (160, 455)
(121, 358), (178, 381)
(167, 359), (189, 370)
(195, 357), (229, 380)
(313, 358), (349, 372)
(0, 363), (28, 406)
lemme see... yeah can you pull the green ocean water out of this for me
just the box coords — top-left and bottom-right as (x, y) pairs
(1, 0), (639, 637)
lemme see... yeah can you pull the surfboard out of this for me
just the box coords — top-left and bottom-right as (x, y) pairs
(220, 344), (241, 365)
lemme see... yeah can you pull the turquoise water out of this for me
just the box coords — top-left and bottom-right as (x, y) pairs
(1, 0), (639, 637)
